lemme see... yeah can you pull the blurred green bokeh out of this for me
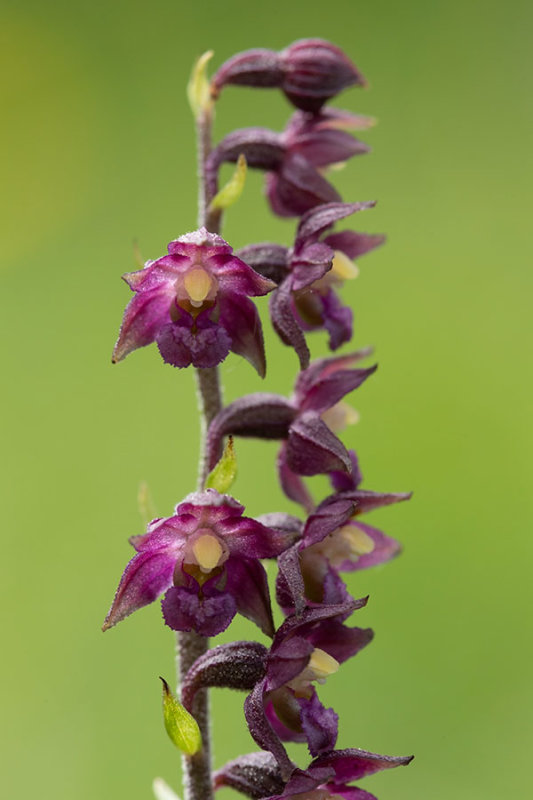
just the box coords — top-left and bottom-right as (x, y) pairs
(1, 1), (531, 799)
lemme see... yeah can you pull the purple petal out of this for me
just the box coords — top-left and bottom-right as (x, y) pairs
(303, 496), (355, 547)
(161, 583), (236, 637)
(323, 231), (386, 260)
(112, 285), (174, 362)
(296, 201), (376, 247)
(206, 394), (296, 470)
(288, 127), (370, 168)
(337, 521), (402, 571)
(255, 512), (304, 541)
(175, 489), (245, 520)
(286, 413), (352, 476)
(218, 294), (267, 377)
(320, 490), (412, 516)
(276, 544), (306, 615)
(321, 564), (353, 607)
(266, 153), (341, 218)
(278, 443), (316, 511)
(297, 364), (377, 415)
(309, 748), (414, 782)
(102, 547), (177, 630)
(286, 108), (376, 135)
(244, 679), (294, 779)
(156, 313), (231, 369)
(237, 243), (290, 285)
(299, 691), (338, 756)
(290, 242), (334, 291)
(329, 787), (378, 800)
(284, 554), (354, 612)
(267, 635), (314, 690)
(282, 766), (333, 797)
(269, 279), (310, 369)
(225, 558), (275, 637)
(330, 450), (363, 492)
(302, 495), (355, 547)
(320, 289), (353, 350)
(308, 619), (374, 664)
(217, 516), (293, 559)
(213, 751), (286, 800)
(294, 349), (373, 399)
(208, 253), (276, 296)
(265, 692), (306, 743)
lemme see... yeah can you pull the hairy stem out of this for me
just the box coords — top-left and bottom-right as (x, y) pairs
(177, 104), (223, 800)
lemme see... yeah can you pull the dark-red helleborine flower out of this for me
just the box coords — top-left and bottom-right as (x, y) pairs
(206, 114), (371, 219)
(239, 203), (384, 366)
(244, 600), (373, 765)
(214, 747), (413, 799)
(102, 489), (293, 637)
(112, 228), (275, 376)
(205, 350), (376, 485)
(211, 39), (366, 112)
(276, 457), (411, 613)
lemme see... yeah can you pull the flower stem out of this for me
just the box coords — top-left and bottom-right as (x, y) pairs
(177, 104), (223, 800)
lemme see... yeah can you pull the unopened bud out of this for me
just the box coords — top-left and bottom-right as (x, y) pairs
(280, 39), (367, 112)
(212, 39), (366, 113)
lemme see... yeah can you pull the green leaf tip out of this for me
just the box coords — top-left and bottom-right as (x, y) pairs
(187, 50), (214, 119)
(160, 677), (202, 756)
(209, 154), (247, 212)
(205, 436), (237, 493)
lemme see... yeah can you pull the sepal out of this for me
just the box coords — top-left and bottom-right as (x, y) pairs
(213, 752), (286, 799)
(181, 641), (268, 710)
(206, 393), (297, 470)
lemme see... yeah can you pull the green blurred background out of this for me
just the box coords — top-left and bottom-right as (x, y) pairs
(2, 0), (531, 798)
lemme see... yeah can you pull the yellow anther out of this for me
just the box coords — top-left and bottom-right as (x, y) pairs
(331, 250), (359, 281)
(341, 525), (375, 556)
(192, 534), (223, 572)
(321, 401), (360, 433)
(183, 267), (214, 307)
(308, 648), (339, 682)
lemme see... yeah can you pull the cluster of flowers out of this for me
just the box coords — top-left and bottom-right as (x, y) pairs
(105, 39), (412, 800)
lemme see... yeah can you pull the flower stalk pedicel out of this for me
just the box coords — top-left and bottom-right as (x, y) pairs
(104, 38), (413, 800)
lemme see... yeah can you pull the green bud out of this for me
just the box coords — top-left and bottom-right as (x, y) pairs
(160, 678), (202, 756)
(208, 154), (247, 212)
(187, 51), (214, 119)
(205, 436), (237, 493)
